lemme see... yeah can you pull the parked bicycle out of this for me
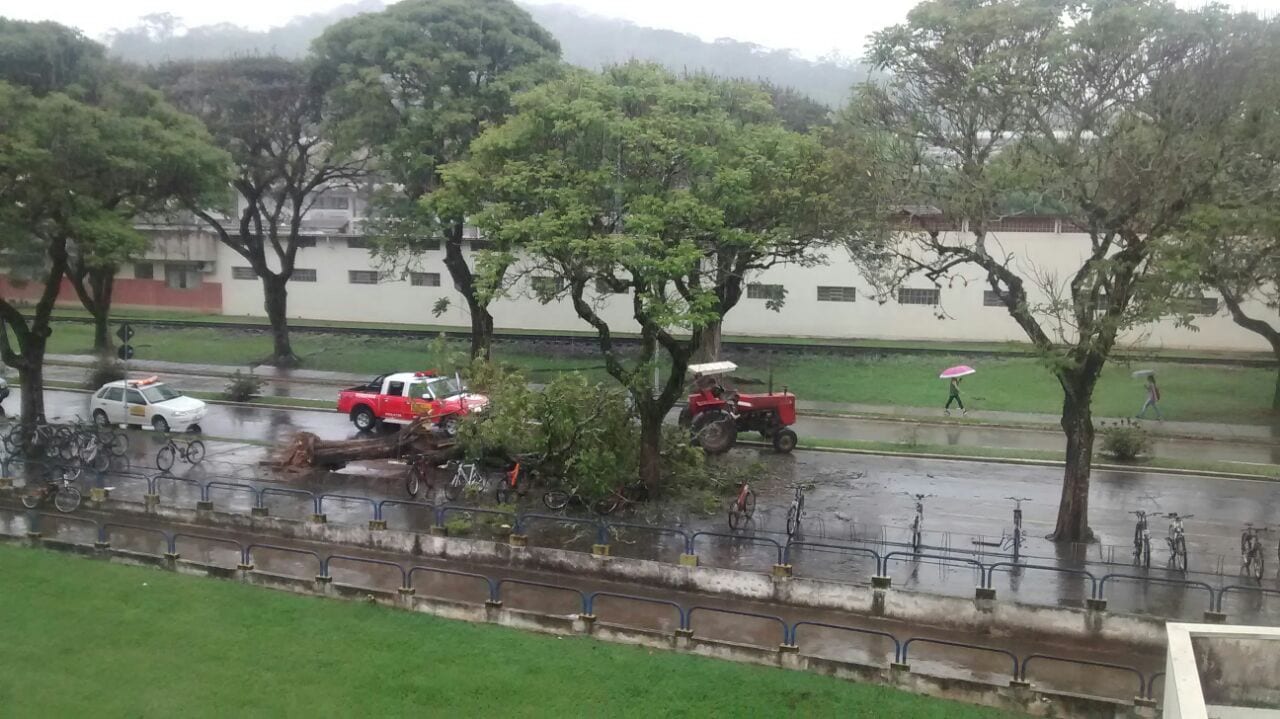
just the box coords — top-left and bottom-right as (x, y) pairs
(443, 461), (486, 502)
(403, 454), (435, 498)
(541, 485), (626, 516)
(20, 476), (81, 513)
(1240, 523), (1269, 582)
(156, 432), (206, 472)
(1001, 497), (1032, 560)
(904, 493), (934, 553)
(785, 483), (806, 537)
(727, 481), (756, 531)
(495, 455), (537, 505)
(1165, 512), (1192, 573)
(1130, 510), (1161, 569)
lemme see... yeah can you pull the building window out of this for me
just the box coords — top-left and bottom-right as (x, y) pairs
(295, 237), (316, 249)
(348, 270), (380, 285)
(347, 237), (370, 249)
(231, 267), (257, 280)
(747, 283), (785, 300)
(983, 290), (1006, 307)
(134, 263), (154, 280)
(410, 272), (441, 287)
(531, 276), (564, 296)
(816, 286), (857, 303)
(898, 287), (940, 305)
(595, 278), (627, 294)
(313, 194), (351, 210)
(292, 269), (317, 282)
(165, 264), (202, 290)
(1174, 296), (1219, 315)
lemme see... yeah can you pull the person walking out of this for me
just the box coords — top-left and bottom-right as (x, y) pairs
(944, 376), (966, 416)
(1136, 375), (1163, 420)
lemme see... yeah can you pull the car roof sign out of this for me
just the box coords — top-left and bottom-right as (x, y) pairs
(687, 361), (737, 377)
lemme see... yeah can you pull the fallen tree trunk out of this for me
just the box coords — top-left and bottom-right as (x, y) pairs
(271, 417), (459, 470)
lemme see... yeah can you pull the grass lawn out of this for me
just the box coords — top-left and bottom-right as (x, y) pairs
(44, 321), (1279, 424)
(0, 545), (1018, 718)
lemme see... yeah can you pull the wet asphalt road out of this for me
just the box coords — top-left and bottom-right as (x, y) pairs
(16, 387), (1280, 624)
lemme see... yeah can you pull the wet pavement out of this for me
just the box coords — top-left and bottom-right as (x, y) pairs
(9, 388), (1280, 626)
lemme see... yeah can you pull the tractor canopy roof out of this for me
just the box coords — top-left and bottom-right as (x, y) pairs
(688, 361), (737, 377)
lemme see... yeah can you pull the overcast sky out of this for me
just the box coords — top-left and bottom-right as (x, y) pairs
(1, 0), (1278, 60)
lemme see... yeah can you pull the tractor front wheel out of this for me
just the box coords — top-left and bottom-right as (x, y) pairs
(772, 429), (798, 454)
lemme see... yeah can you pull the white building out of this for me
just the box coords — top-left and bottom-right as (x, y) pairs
(7, 195), (1272, 352)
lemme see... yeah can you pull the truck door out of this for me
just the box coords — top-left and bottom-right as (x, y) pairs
(406, 380), (436, 420)
(381, 379), (410, 421)
(125, 388), (149, 424)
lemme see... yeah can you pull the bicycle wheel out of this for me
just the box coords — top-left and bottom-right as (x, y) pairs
(21, 491), (41, 509)
(543, 490), (569, 511)
(444, 475), (463, 502)
(1142, 538), (1151, 569)
(911, 519), (922, 553)
(786, 504), (799, 537)
(1174, 536), (1188, 573)
(742, 490), (756, 519)
(406, 468), (422, 498)
(156, 445), (176, 472)
(727, 502), (744, 531)
(1254, 552), (1265, 582)
(495, 484), (511, 505)
(108, 432), (129, 457)
(89, 449), (110, 473)
(592, 496), (621, 516)
(185, 440), (206, 465)
(53, 485), (81, 513)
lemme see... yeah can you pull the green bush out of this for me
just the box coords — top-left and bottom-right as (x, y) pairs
(223, 370), (265, 402)
(1099, 419), (1151, 462)
(84, 360), (126, 390)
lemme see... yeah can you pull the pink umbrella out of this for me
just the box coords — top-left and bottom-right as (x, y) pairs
(939, 365), (976, 379)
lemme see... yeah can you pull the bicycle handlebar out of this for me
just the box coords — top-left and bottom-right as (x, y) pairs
(1005, 496), (1032, 502)
(1129, 510), (1162, 516)
(1167, 513), (1193, 520)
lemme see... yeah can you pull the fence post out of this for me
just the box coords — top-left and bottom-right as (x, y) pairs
(591, 520), (610, 557)
(94, 524), (110, 550)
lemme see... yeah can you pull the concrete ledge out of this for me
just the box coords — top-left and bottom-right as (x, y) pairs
(93, 541), (110, 550)
(1009, 679), (1031, 689)
(890, 662), (910, 672)
(778, 643), (799, 653)
(678, 553), (699, 567)
(1133, 696), (1157, 708)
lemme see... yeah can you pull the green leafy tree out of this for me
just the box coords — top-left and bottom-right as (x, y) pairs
(153, 57), (366, 367)
(438, 63), (849, 486)
(312, 0), (562, 361)
(0, 24), (226, 425)
(857, 0), (1249, 541)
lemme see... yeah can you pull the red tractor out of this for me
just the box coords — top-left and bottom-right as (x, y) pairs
(678, 361), (798, 455)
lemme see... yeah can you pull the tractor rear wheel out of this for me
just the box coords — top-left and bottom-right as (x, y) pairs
(692, 413), (735, 455)
(772, 429), (798, 454)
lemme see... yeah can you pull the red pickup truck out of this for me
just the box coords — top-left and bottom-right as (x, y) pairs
(336, 371), (488, 434)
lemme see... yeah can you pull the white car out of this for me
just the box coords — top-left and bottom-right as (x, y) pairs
(90, 376), (207, 433)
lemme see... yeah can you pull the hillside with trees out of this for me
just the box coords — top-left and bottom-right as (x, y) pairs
(105, 2), (868, 105)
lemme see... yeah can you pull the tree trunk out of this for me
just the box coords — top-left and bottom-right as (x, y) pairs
(693, 320), (723, 362)
(638, 407), (664, 491)
(1051, 376), (1097, 543)
(262, 274), (300, 367)
(90, 271), (114, 356)
(18, 339), (46, 426)
(442, 222), (493, 361)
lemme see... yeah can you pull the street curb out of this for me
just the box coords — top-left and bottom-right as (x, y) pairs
(737, 440), (1279, 483)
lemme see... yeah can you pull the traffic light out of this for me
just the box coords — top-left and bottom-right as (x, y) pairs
(116, 323), (134, 360)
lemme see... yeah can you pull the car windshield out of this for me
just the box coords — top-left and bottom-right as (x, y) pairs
(140, 384), (182, 403)
(425, 376), (462, 399)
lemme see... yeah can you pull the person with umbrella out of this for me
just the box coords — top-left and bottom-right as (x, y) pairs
(941, 365), (974, 416)
(1134, 370), (1163, 420)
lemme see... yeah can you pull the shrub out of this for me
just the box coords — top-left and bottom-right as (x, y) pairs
(223, 371), (264, 402)
(84, 360), (126, 390)
(1099, 419), (1151, 462)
